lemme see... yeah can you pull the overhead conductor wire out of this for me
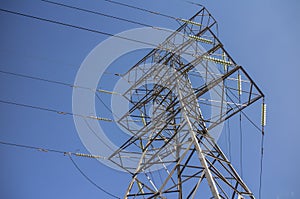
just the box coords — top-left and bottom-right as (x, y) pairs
(101, 0), (179, 20)
(239, 110), (243, 178)
(0, 140), (120, 198)
(0, 69), (120, 95)
(41, 0), (175, 32)
(0, 7), (205, 59)
(0, 68), (263, 137)
(1, 0), (192, 50)
(0, 8), (157, 47)
(0, 69), (263, 134)
(0, 69), (120, 120)
(259, 132), (264, 199)
(0, 99), (113, 122)
(238, 71), (243, 179)
(100, 0), (218, 35)
(0, 140), (106, 159)
(68, 155), (120, 199)
(0, 0), (213, 53)
(259, 97), (266, 199)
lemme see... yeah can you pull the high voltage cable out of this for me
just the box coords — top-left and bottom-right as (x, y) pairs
(0, 140), (120, 198)
(0, 140), (106, 159)
(184, 1), (204, 7)
(259, 98), (266, 199)
(0, 69), (119, 122)
(41, 0), (174, 34)
(238, 70), (244, 179)
(0, 99), (113, 122)
(227, 119), (232, 161)
(0, 140), (69, 155)
(0, 69), (120, 95)
(0, 7), (204, 54)
(241, 110), (262, 133)
(100, 0), (219, 37)
(42, 0), (152, 27)
(68, 155), (120, 199)
(0, 70), (121, 165)
(83, 118), (115, 151)
(0, 7), (203, 58)
(0, 69), (72, 87)
(184, 0), (219, 36)
(0, 71), (118, 148)
(1, 68), (261, 137)
(0, 69), (120, 149)
(259, 133), (265, 199)
(239, 113), (243, 178)
(96, 93), (120, 120)
(0, 5), (261, 132)
(0, 68), (263, 134)
(99, 0), (220, 37)
(223, 76), (263, 133)
(101, 0), (179, 21)
(0, 8), (157, 47)
(0, 69), (119, 121)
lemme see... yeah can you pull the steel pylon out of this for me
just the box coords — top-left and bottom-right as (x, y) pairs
(108, 6), (264, 199)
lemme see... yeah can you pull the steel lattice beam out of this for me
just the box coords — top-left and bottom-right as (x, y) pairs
(108, 5), (264, 199)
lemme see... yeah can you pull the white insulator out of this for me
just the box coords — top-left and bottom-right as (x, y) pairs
(97, 89), (119, 95)
(88, 116), (112, 122)
(188, 35), (213, 44)
(203, 55), (233, 65)
(222, 52), (228, 72)
(238, 74), (242, 96)
(141, 112), (147, 126)
(180, 18), (202, 26)
(261, 103), (267, 126)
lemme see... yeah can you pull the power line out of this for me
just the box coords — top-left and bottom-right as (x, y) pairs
(0, 69), (72, 87)
(0, 140), (106, 159)
(0, 69), (120, 123)
(184, 1), (204, 7)
(0, 140), (119, 198)
(259, 97), (266, 199)
(227, 119), (232, 161)
(0, 69), (120, 150)
(241, 110), (262, 133)
(259, 133), (265, 199)
(0, 6), (209, 56)
(0, 69), (120, 95)
(41, 0), (174, 33)
(0, 99), (113, 122)
(42, 0), (151, 27)
(221, 78), (263, 134)
(83, 118), (115, 151)
(239, 112), (243, 178)
(0, 70), (120, 148)
(0, 71), (119, 163)
(238, 70), (243, 179)
(68, 154), (120, 199)
(0, 68), (263, 136)
(99, 0), (220, 37)
(101, 0), (179, 21)
(0, 140), (66, 154)
(96, 92), (120, 120)
(0, 68), (262, 140)
(0, 8), (156, 47)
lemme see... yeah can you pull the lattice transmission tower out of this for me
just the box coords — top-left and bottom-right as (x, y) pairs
(108, 6), (265, 199)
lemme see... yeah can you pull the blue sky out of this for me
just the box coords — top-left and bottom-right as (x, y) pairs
(0, 0), (299, 198)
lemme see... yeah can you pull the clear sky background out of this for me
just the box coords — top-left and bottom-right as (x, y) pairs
(0, 0), (299, 199)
